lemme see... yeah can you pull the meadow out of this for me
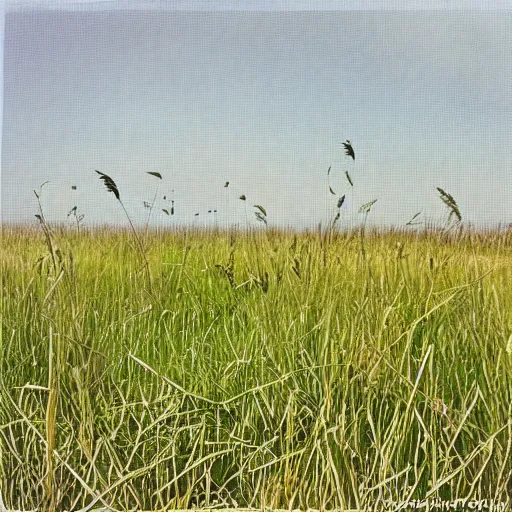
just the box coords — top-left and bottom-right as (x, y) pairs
(1, 220), (512, 511)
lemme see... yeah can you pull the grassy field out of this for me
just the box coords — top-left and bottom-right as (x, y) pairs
(1, 223), (512, 511)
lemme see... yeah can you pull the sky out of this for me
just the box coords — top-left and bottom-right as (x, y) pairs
(1, 1), (512, 230)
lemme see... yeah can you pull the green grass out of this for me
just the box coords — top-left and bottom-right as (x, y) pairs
(1, 224), (512, 511)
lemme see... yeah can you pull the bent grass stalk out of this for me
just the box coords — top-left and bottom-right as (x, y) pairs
(95, 170), (152, 286)
(44, 327), (58, 512)
(144, 171), (163, 238)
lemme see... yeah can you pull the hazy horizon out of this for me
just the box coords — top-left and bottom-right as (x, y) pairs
(2, 6), (511, 230)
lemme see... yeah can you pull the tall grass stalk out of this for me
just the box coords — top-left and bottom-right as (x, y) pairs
(95, 171), (152, 288)
(44, 327), (59, 512)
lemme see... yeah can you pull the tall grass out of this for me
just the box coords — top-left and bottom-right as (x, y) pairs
(1, 224), (512, 511)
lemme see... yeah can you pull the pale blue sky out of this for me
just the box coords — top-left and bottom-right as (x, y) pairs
(1, 1), (512, 229)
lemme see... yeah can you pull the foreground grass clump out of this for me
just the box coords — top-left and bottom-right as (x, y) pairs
(1, 225), (512, 511)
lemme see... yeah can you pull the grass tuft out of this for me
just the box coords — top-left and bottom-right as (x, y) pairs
(2, 225), (512, 510)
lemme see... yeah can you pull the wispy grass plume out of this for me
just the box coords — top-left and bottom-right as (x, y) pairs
(437, 187), (462, 224)
(95, 170), (120, 200)
(358, 199), (377, 214)
(253, 205), (267, 216)
(342, 139), (355, 160)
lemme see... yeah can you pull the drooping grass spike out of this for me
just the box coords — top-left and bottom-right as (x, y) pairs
(342, 140), (355, 160)
(95, 170), (120, 200)
(437, 187), (462, 223)
(359, 199), (377, 214)
(254, 205), (267, 216)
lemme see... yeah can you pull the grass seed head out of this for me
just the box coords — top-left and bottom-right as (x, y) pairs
(359, 199), (377, 214)
(254, 205), (267, 216)
(255, 212), (267, 224)
(342, 140), (355, 160)
(437, 187), (462, 223)
(95, 170), (120, 201)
